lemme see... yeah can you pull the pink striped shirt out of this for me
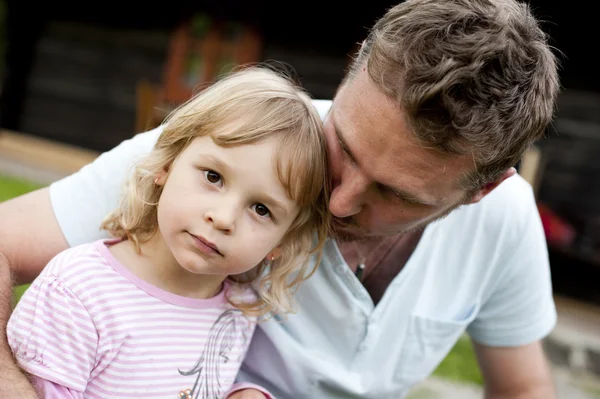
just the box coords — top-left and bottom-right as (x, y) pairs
(7, 239), (267, 399)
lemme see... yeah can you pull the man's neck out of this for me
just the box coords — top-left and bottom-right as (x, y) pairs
(336, 229), (424, 305)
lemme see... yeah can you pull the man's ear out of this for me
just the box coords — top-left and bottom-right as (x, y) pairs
(468, 167), (516, 204)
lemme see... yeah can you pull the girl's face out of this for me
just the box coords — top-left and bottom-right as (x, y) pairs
(155, 135), (300, 277)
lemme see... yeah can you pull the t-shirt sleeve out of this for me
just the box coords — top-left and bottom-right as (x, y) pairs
(225, 382), (276, 399)
(466, 182), (557, 347)
(7, 275), (99, 393)
(49, 127), (162, 247)
(32, 376), (84, 399)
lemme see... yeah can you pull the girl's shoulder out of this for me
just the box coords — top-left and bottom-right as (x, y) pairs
(44, 240), (110, 275)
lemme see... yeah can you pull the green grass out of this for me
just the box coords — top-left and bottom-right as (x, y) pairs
(1, 174), (483, 385)
(585, 386), (600, 399)
(433, 335), (483, 385)
(13, 284), (29, 303)
(0, 175), (42, 202)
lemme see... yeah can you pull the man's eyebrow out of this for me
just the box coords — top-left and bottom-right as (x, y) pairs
(334, 120), (435, 207)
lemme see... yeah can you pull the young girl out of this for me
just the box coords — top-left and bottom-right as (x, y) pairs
(7, 66), (330, 399)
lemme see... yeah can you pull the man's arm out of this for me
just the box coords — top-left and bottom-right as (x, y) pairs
(0, 188), (69, 284)
(0, 188), (70, 398)
(464, 177), (557, 398)
(0, 252), (38, 398)
(227, 389), (268, 399)
(474, 340), (555, 399)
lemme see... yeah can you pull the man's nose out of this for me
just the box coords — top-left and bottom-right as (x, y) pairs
(328, 167), (369, 219)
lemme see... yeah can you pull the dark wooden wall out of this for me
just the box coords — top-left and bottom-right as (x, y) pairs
(0, 0), (392, 151)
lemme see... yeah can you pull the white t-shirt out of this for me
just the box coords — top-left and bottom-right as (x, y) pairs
(49, 100), (556, 398)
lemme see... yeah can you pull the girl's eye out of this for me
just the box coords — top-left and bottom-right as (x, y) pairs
(204, 170), (222, 185)
(252, 203), (271, 218)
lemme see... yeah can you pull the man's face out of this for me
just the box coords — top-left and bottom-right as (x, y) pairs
(324, 69), (477, 240)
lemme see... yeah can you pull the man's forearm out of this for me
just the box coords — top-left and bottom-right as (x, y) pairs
(0, 252), (38, 398)
(485, 383), (556, 399)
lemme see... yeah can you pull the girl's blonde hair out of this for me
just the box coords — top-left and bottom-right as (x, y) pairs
(101, 65), (331, 317)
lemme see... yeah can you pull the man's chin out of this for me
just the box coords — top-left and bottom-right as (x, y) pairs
(330, 218), (423, 241)
(330, 219), (372, 241)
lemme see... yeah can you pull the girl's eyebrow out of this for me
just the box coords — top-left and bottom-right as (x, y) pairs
(260, 194), (289, 217)
(196, 154), (230, 173)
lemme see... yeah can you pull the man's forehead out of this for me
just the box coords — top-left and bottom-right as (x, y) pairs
(330, 77), (474, 204)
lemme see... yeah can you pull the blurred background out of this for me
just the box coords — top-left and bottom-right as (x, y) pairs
(0, 0), (599, 397)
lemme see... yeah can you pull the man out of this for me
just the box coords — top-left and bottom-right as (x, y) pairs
(0, 0), (559, 398)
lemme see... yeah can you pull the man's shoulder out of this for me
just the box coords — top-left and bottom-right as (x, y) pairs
(122, 125), (163, 156)
(429, 173), (541, 256)
(312, 99), (332, 121)
(479, 173), (538, 223)
(449, 173), (537, 226)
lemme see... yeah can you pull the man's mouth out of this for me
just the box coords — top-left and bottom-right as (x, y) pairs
(331, 217), (366, 241)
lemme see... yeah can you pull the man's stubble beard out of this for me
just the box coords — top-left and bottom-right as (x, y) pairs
(330, 202), (466, 242)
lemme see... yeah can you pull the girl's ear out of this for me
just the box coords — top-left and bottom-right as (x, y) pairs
(154, 170), (167, 186)
(154, 164), (171, 186)
(266, 247), (283, 262)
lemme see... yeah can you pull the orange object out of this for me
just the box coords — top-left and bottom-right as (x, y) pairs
(163, 15), (263, 105)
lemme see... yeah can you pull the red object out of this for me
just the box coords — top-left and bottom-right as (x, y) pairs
(537, 202), (576, 248)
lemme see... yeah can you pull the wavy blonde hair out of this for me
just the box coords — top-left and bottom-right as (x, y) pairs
(101, 65), (331, 317)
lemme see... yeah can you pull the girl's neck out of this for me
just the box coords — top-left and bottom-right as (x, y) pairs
(109, 233), (226, 300)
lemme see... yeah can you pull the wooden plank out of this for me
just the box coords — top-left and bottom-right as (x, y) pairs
(0, 130), (99, 176)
